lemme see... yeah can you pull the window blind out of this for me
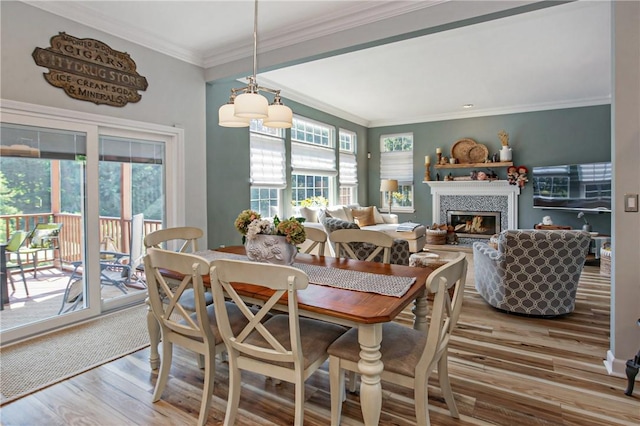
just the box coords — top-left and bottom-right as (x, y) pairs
(291, 141), (337, 176)
(380, 150), (413, 183)
(99, 136), (164, 164)
(250, 133), (286, 188)
(339, 152), (357, 185)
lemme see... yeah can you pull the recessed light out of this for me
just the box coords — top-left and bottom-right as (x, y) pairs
(463, 104), (474, 109)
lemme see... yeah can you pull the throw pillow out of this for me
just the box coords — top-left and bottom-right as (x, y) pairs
(351, 206), (376, 227)
(326, 205), (350, 222)
(299, 207), (318, 223)
(321, 216), (360, 235)
(372, 207), (384, 224)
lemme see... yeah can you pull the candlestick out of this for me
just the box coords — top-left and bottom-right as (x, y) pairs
(425, 155), (430, 165)
(424, 165), (431, 181)
(436, 147), (442, 154)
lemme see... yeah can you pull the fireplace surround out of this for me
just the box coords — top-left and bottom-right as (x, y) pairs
(426, 180), (520, 244)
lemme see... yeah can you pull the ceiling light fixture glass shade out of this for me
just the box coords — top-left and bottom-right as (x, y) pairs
(218, 0), (292, 129)
(234, 91), (269, 119)
(263, 95), (293, 128)
(218, 102), (250, 127)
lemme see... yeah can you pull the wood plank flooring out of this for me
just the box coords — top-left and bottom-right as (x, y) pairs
(2, 266), (639, 425)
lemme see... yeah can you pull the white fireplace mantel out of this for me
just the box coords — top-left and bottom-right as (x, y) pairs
(424, 180), (521, 230)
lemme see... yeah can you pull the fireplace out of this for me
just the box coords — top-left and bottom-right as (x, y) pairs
(448, 211), (501, 239)
(425, 181), (520, 245)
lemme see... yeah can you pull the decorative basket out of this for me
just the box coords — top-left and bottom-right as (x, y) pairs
(600, 248), (611, 277)
(426, 229), (447, 245)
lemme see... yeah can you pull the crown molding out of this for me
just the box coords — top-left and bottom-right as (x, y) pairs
(272, 81), (611, 129)
(23, 1), (204, 65)
(203, 1), (444, 68)
(24, 0), (443, 69)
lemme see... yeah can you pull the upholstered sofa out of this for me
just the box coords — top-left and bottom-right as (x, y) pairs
(473, 229), (591, 316)
(298, 205), (426, 254)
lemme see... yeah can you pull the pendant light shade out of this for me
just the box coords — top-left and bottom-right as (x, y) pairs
(218, 103), (250, 127)
(218, 0), (292, 128)
(234, 92), (269, 119)
(264, 103), (293, 128)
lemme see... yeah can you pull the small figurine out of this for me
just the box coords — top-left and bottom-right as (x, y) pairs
(507, 166), (518, 185)
(517, 165), (529, 188)
(476, 171), (488, 181)
(470, 170), (478, 180)
(542, 215), (553, 225)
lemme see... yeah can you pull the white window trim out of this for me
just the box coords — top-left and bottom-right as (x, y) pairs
(0, 99), (183, 341)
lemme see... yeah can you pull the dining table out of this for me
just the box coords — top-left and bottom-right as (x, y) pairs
(147, 246), (433, 426)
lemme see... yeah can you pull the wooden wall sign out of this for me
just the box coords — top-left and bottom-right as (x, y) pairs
(32, 32), (148, 107)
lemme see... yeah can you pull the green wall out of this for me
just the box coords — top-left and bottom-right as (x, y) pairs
(367, 105), (612, 233)
(206, 83), (368, 249)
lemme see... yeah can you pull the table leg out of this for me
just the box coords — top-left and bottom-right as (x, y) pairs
(357, 323), (383, 426)
(146, 296), (161, 370)
(412, 287), (428, 331)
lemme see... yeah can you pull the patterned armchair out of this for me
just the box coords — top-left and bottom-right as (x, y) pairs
(473, 229), (591, 316)
(321, 217), (411, 265)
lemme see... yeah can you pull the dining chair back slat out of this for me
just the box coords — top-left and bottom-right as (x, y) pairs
(300, 226), (326, 255)
(144, 226), (202, 253)
(330, 228), (394, 264)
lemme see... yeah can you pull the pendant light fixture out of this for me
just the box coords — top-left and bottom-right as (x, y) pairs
(218, 0), (292, 129)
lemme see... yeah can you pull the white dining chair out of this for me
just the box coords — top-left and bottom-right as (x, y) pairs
(145, 249), (260, 426)
(327, 252), (468, 426)
(209, 258), (348, 426)
(144, 227), (215, 368)
(300, 225), (327, 255)
(144, 226), (213, 312)
(330, 228), (394, 264)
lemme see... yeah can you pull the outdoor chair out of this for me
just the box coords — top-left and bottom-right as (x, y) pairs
(58, 214), (145, 314)
(328, 252), (468, 426)
(210, 259), (348, 426)
(19, 222), (62, 278)
(4, 231), (29, 295)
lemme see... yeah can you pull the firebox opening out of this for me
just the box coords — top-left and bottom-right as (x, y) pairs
(447, 211), (501, 239)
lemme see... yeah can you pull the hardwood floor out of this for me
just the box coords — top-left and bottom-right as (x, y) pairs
(1, 266), (638, 425)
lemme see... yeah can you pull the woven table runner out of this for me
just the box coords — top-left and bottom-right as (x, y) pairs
(196, 251), (415, 298)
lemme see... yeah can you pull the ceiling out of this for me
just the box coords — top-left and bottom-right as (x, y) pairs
(25, 1), (612, 127)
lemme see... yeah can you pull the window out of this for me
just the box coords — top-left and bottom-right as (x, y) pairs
(339, 129), (357, 205)
(380, 133), (414, 211)
(291, 117), (336, 206)
(250, 121), (285, 217)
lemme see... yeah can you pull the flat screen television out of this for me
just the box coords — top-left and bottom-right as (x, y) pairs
(532, 162), (612, 212)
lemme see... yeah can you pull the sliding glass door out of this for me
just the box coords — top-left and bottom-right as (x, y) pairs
(0, 104), (180, 344)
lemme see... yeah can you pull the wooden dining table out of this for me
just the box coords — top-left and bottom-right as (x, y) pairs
(147, 246), (433, 426)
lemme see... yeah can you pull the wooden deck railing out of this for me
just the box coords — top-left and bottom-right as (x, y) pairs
(1, 213), (162, 266)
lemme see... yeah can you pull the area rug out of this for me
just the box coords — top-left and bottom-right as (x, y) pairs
(0, 304), (150, 405)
